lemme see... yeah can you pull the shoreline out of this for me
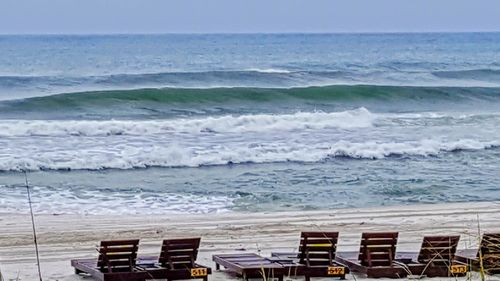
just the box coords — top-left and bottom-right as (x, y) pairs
(1, 201), (500, 280)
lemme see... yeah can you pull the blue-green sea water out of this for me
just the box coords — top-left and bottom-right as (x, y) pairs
(0, 33), (499, 214)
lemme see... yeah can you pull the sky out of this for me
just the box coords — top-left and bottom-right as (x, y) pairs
(1, 0), (500, 34)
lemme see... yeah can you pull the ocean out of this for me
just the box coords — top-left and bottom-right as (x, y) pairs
(1, 33), (499, 215)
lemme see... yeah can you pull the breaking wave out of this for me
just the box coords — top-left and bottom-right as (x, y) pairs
(1, 138), (497, 171)
(0, 108), (374, 137)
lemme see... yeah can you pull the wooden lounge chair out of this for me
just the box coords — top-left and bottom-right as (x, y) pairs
(397, 235), (468, 277)
(271, 231), (348, 280)
(138, 237), (212, 281)
(71, 239), (150, 281)
(336, 232), (407, 278)
(213, 253), (285, 281)
(455, 233), (500, 274)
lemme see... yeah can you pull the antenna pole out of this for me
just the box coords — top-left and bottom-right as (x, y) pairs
(24, 171), (43, 281)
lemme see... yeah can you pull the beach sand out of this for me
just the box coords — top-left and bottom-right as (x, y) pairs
(1, 201), (500, 281)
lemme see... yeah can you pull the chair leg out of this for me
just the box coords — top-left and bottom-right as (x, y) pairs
(74, 268), (83, 274)
(305, 275), (311, 281)
(215, 263), (220, 270)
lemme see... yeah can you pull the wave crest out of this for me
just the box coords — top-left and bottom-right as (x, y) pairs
(0, 108), (374, 137)
(2, 85), (500, 118)
(1, 138), (497, 171)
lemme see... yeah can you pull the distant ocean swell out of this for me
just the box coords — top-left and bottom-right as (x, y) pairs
(432, 69), (500, 80)
(1, 68), (500, 85)
(2, 67), (500, 100)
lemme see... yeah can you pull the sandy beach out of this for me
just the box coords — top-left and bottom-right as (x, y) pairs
(1, 201), (500, 281)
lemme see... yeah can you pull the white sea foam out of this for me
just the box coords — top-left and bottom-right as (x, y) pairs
(325, 139), (499, 158)
(0, 185), (234, 215)
(246, 68), (292, 74)
(0, 107), (499, 171)
(1, 108), (497, 138)
(0, 137), (497, 171)
(0, 108), (374, 137)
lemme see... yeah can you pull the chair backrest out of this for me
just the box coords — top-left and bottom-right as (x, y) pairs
(159, 238), (201, 270)
(298, 231), (339, 267)
(478, 233), (500, 268)
(97, 239), (139, 273)
(359, 232), (398, 267)
(417, 236), (459, 266)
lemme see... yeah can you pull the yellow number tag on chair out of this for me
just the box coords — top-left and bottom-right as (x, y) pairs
(450, 265), (467, 274)
(191, 268), (208, 277)
(327, 266), (345, 275)
(310, 243), (332, 247)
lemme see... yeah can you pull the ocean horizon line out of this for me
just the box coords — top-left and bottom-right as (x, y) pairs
(2, 30), (500, 36)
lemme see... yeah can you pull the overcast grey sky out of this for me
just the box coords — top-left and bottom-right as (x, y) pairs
(1, 0), (499, 34)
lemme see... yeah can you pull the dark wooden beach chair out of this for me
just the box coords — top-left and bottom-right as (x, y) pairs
(213, 253), (285, 281)
(397, 235), (468, 277)
(71, 239), (150, 281)
(144, 237), (212, 281)
(271, 231), (348, 280)
(455, 233), (500, 274)
(336, 232), (407, 278)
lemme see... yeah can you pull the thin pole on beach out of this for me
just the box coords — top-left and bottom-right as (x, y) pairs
(24, 171), (43, 281)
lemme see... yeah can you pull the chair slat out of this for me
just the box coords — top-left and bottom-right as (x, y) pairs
(359, 232), (398, 267)
(97, 239), (139, 273)
(417, 236), (459, 266)
(298, 231), (339, 267)
(159, 238), (201, 269)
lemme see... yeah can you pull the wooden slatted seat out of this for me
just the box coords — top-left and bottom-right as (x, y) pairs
(398, 235), (468, 277)
(299, 232), (347, 280)
(71, 239), (150, 281)
(72, 238), (211, 281)
(336, 232), (407, 278)
(213, 253), (285, 281)
(456, 233), (500, 274)
(271, 231), (348, 280)
(359, 232), (398, 267)
(98, 240), (139, 272)
(155, 238), (212, 281)
(418, 236), (460, 266)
